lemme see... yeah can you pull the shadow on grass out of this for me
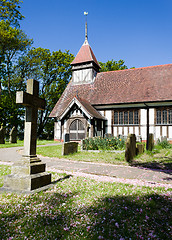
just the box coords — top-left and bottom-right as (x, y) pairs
(52, 174), (73, 185)
(0, 191), (171, 239)
(130, 157), (172, 174)
(81, 194), (172, 240)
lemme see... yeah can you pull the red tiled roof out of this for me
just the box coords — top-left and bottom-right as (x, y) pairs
(71, 43), (100, 68)
(76, 97), (105, 119)
(49, 64), (172, 118)
(59, 96), (105, 120)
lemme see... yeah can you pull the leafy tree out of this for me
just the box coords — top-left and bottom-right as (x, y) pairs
(0, 20), (32, 95)
(0, 0), (24, 27)
(0, 1), (32, 135)
(99, 59), (128, 72)
(15, 48), (74, 138)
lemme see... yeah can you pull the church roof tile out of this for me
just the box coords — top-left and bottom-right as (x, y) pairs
(71, 43), (100, 68)
(49, 64), (172, 118)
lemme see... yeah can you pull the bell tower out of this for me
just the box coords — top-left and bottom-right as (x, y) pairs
(71, 12), (100, 84)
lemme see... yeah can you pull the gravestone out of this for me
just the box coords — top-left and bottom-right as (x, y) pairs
(64, 133), (70, 143)
(136, 143), (144, 155)
(125, 134), (136, 162)
(62, 142), (78, 155)
(2, 79), (51, 193)
(148, 133), (154, 151)
(9, 126), (17, 143)
(0, 125), (5, 144)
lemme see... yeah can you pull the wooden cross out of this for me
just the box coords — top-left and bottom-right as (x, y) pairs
(16, 79), (45, 158)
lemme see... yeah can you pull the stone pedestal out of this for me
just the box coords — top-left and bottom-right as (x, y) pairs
(2, 156), (51, 193)
(0, 79), (52, 194)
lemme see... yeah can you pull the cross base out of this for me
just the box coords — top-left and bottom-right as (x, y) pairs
(1, 156), (52, 194)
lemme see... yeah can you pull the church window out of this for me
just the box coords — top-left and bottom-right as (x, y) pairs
(156, 110), (161, 124)
(129, 111), (133, 124)
(162, 110), (167, 124)
(124, 111), (128, 124)
(114, 110), (139, 125)
(156, 108), (172, 125)
(134, 111), (139, 124)
(119, 112), (123, 125)
(169, 110), (172, 124)
(114, 112), (118, 124)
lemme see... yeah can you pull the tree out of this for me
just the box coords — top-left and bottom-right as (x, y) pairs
(15, 47), (74, 138)
(0, 0), (24, 27)
(0, 20), (32, 95)
(99, 59), (128, 72)
(0, 0), (32, 134)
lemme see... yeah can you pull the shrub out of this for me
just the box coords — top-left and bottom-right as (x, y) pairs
(156, 139), (172, 149)
(82, 136), (125, 150)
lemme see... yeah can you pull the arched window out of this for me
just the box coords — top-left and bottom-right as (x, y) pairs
(69, 119), (85, 140)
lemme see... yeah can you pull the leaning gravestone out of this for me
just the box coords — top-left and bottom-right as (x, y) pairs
(2, 79), (51, 193)
(0, 125), (5, 144)
(9, 126), (17, 143)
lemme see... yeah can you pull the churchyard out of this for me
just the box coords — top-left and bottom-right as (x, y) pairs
(0, 139), (172, 238)
(0, 165), (171, 239)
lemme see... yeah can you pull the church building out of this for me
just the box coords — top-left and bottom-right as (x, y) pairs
(49, 20), (172, 143)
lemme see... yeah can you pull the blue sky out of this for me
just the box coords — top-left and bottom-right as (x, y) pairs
(20, 0), (172, 68)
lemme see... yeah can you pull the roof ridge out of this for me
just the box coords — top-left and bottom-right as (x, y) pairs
(97, 63), (172, 75)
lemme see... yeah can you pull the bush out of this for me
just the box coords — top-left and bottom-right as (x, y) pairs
(83, 136), (125, 150)
(156, 139), (172, 149)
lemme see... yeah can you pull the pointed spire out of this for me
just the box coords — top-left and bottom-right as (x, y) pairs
(84, 12), (88, 45)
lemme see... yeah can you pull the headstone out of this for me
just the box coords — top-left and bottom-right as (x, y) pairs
(62, 142), (78, 155)
(9, 126), (17, 143)
(148, 133), (154, 151)
(0, 125), (5, 144)
(1, 79), (51, 193)
(125, 134), (136, 162)
(136, 143), (144, 155)
(64, 133), (70, 142)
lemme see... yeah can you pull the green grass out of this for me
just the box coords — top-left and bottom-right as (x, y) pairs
(0, 140), (56, 148)
(0, 164), (11, 187)
(37, 144), (172, 170)
(37, 145), (126, 165)
(132, 147), (172, 170)
(0, 165), (171, 239)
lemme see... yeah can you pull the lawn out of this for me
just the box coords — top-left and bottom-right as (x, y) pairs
(0, 140), (56, 148)
(37, 144), (126, 165)
(37, 144), (172, 170)
(0, 165), (171, 239)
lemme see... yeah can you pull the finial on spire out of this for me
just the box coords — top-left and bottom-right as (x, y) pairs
(84, 12), (88, 45)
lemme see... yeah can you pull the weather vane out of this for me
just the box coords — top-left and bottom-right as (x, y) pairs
(84, 12), (88, 43)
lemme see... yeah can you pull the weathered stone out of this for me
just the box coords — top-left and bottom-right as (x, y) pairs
(1, 79), (51, 193)
(148, 133), (154, 151)
(64, 133), (70, 142)
(62, 142), (78, 155)
(0, 125), (5, 144)
(136, 143), (144, 155)
(125, 134), (136, 162)
(9, 126), (17, 143)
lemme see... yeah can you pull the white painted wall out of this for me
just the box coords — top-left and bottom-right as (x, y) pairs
(54, 121), (61, 140)
(105, 110), (112, 133)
